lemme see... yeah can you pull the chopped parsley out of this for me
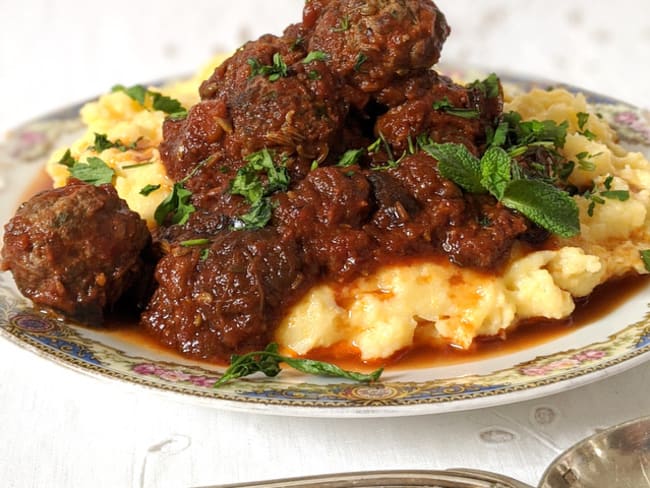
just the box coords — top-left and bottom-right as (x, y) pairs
(353, 52), (368, 72)
(89, 133), (134, 152)
(337, 149), (364, 167)
(432, 97), (480, 119)
(57, 150), (115, 186)
(576, 112), (597, 140)
(583, 175), (630, 217)
(302, 51), (328, 63)
(112, 84), (188, 119)
(247, 53), (289, 82)
(139, 184), (160, 196)
(469, 73), (500, 99)
(575, 151), (602, 172)
(332, 15), (351, 32)
(229, 149), (290, 230)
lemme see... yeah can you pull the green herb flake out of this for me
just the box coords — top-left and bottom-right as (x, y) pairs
(57, 149), (77, 168)
(577, 112), (590, 130)
(302, 51), (328, 63)
(353, 52), (368, 72)
(180, 238), (211, 247)
(122, 161), (154, 170)
(337, 149), (364, 167)
(332, 15), (351, 32)
(213, 342), (383, 388)
(248, 53), (289, 82)
(67, 157), (115, 186)
(432, 97), (479, 119)
(139, 184), (161, 196)
(469, 73), (500, 99)
(112, 84), (187, 119)
(232, 198), (274, 230)
(600, 190), (630, 201)
(154, 182), (195, 226)
(640, 250), (650, 272)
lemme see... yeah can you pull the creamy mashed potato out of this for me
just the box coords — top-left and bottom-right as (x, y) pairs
(46, 64), (650, 361)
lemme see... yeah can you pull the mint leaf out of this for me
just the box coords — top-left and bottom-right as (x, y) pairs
(640, 250), (650, 272)
(480, 147), (511, 200)
(502, 179), (580, 237)
(421, 142), (485, 194)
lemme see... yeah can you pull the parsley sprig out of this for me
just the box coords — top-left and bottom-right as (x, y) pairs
(582, 175), (630, 217)
(419, 139), (580, 237)
(432, 98), (479, 119)
(213, 342), (383, 387)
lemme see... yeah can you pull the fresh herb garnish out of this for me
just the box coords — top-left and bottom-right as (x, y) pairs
(58, 150), (115, 186)
(180, 238), (211, 247)
(122, 161), (154, 170)
(500, 112), (569, 153)
(229, 149), (290, 230)
(213, 342), (383, 387)
(139, 184), (160, 196)
(576, 112), (597, 140)
(154, 182), (195, 226)
(302, 51), (328, 63)
(469, 73), (500, 99)
(112, 84), (187, 119)
(90, 133), (131, 152)
(640, 250), (650, 272)
(432, 98), (480, 119)
(583, 176), (630, 216)
(419, 140), (580, 237)
(337, 148), (364, 167)
(353, 52), (368, 72)
(575, 151), (602, 172)
(332, 15), (351, 32)
(247, 53), (289, 82)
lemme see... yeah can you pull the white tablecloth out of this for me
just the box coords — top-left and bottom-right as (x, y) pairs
(1, 1), (649, 487)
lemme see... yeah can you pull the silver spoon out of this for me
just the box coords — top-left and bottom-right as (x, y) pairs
(200, 415), (650, 488)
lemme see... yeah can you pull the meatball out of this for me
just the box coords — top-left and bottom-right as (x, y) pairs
(141, 230), (302, 361)
(375, 72), (498, 156)
(306, 0), (450, 93)
(161, 58), (348, 196)
(1, 181), (151, 323)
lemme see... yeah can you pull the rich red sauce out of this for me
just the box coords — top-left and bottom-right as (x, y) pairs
(19, 166), (650, 371)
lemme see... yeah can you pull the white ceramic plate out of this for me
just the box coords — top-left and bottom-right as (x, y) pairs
(1, 70), (650, 417)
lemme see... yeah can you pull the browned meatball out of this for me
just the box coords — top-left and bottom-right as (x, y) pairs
(161, 59), (348, 196)
(141, 230), (302, 361)
(1, 181), (151, 324)
(305, 0), (450, 94)
(198, 31), (306, 101)
(375, 72), (500, 156)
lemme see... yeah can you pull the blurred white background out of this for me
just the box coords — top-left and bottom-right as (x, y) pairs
(0, 0), (648, 135)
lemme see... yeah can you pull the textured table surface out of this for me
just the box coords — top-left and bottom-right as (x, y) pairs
(1, 1), (649, 487)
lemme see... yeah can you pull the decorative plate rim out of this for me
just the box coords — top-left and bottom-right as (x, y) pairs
(1, 69), (650, 418)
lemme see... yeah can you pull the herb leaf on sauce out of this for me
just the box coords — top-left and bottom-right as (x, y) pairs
(421, 142), (485, 194)
(432, 97), (480, 119)
(213, 342), (383, 387)
(139, 184), (161, 196)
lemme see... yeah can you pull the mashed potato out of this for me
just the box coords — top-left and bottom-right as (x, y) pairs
(46, 65), (650, 361)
